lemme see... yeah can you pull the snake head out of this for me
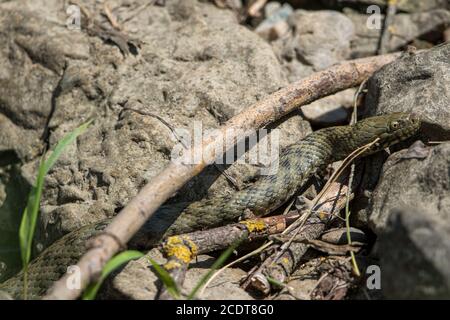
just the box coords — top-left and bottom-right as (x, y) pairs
(355, 112), (421, 154)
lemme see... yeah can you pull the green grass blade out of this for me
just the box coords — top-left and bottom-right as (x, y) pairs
(187, 241), (240, 300)
(18, 120), (92, 299)
(83, 250), (144, 300)
(19, 120), (92, 266)
(19, 158), (45, 267)
(148, 258), (180, 299)
(266, 276), (287, 289)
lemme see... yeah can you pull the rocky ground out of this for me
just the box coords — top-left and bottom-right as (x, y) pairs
(0, 0), (449, 299)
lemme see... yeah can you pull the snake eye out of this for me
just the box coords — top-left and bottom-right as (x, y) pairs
(391, 121), (400, 130)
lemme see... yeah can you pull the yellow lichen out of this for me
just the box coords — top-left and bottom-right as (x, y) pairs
(318, 211), (328, 220)
(240, 220), (267, 233)
(163, 236), (198, 263)
(163, 260), (182, 270)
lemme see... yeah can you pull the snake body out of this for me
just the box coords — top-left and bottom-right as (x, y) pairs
(0, 113), (421, 299)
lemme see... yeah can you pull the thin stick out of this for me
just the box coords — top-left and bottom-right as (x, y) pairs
(377, 0), (397, 55)
(345, 166), (360, 276)
(43, 53), (401, 300)
(103, 1), (122, 31)
(345, 79), (368, 277)
(247, 0), (267, 17)
(158, 212), (299, 299)
(122, 107), (241, 190)
(198, 197), (297, 297)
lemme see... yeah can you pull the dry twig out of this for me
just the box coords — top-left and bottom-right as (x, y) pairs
(122, 107), (242, 190)
(103, 1), (122, 31)
(158, 213), (300, 299)
(377, 0), (397, 55)
(247, 0), (268, 17)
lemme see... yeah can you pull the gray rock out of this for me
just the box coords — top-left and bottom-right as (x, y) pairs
(365, 42), (450, 140)
(288, 10), (355, 70)
(255, 3), (293, 41)
(0, 163), (29, 282)
(324, 0), (448, 13)
(182, 258), (253, 300)
(0, 0), (311, 278)
(107, 249), (252, 300)
(271, 34), (315, 81)
(301, 88), (355, 125)
(369, 143), (450, 233)
(354, 43), (450, 228)
(355, 44), (450, 299)
(394, 0), (449, 12)
(271, 8), (357, 82)
(0, 289), (12, 300)
(345, 9), (450, 58)
(377, 206), (450, 299)
(106, 248), (163, 300)
(271, 9), (357, 124)
(367, 143), (450, 298)
(0, 115), (41, 162)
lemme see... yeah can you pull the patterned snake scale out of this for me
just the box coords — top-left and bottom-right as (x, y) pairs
(0, 113), (421, 299)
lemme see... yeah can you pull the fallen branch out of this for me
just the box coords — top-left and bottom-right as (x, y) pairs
(157, 212), (300, 299)
(121, 107), (242, 190)
(103, 1), (122, 31)
(294, 239), (364, 256)
(44, 52), (401, 300)
(247, 0), (268, 17)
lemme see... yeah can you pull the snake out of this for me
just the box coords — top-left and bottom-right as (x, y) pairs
(0, 113), (421, 299)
